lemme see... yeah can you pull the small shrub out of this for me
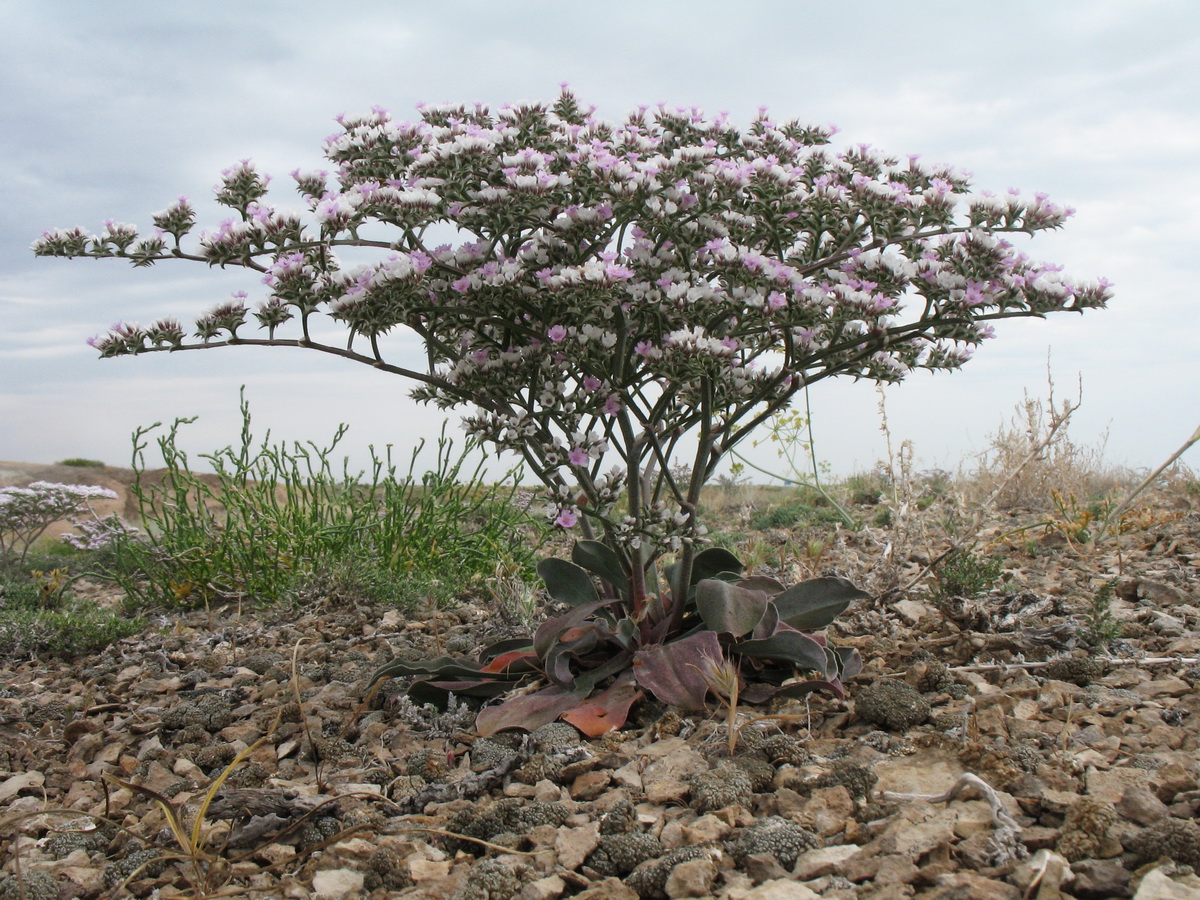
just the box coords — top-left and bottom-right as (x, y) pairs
(1078, 579), (1123, 649)
(934, 548), (1002, 599)
(57, 458), (105, 468)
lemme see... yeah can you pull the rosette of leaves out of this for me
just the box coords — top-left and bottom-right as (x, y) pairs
(368, 542), (865, 736)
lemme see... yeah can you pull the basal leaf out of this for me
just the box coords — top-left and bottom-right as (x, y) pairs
(732, 629), (829, 674)
(533, 599), (620, 658)
(773, 576), (870, 630)
(479, 649), (541, 675)
(837, 646), (863, 679)
(633, 630), (723, 710)
(537, 557), (600, 607)
(695, 579), (769, 637)
(561, 675), (643, 737)
(475, 685), (581, 737)
(775, 677), (848, 701)
(689, 547), (745, 584)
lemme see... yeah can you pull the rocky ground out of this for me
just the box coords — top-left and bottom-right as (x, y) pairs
(1, 472), (1199, 900)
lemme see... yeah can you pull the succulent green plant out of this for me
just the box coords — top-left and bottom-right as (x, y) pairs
(369, 543), (866, 736)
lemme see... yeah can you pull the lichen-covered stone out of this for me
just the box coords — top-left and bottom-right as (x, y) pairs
(759, 733), (810, 766)
(406, 747), (449, 781)
(808, 759), (878, 800)
(730, 815), (819, 869)
(598, 799), (639, 835)
(363, 845), (412, 892)
(453, 858), (533, 900)
(45, 822), (114, 858)
(513, 752), (563, 785)
(855, 680), (930, 731)
(586, 832), (664, 876)
(1056, 796), (1116, 862)
(625, 846), (713, 900)
(730, 756), (776, 792)
(1042, 656), (1107, 687)
(103, 848), (169, 889)
(469, 736), (519, 772)
(689, 762), (754, 812)
(530, 721), (582, 753)
(444, 798), (569, 854)
(1127, 818), (1200, 868)
(161, 692), (234, 732)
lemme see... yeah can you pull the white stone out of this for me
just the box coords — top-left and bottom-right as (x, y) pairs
(311, 867), (364, 899)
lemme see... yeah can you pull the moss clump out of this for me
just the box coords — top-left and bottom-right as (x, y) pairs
(444, 798), (569, 855)
(160, 692), (234, 732)
(808, 759), (878, 801)
(598, 799), (639, 835)
(689, 762), (754, 813)
(453, 858), (532, 900)
(586, 831), (664, 877)
(625, 846), (713, 900)
(730, 815), (819, 869)
(0, 872), (58, 900)
(1042, 656), (1107, 687)
(364, 844), (413, 892)
(1056, 796), (1116, 862)
(1127, 819), (1200, 869)
(759, 733), (810, 766)
(730, 756), (776, 792)
(855, 680), (930, 731)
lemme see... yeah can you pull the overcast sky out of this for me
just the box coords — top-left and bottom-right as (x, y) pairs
(2, 1), (1197, 482)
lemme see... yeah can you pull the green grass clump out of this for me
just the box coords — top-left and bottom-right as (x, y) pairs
(56, 458), (106, 468)
(748, 499), (847, 531)
(105, 392), (544, 610)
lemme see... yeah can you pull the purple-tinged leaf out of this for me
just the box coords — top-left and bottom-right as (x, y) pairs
(633, 631), (722, 710)
(476, 685), (581, 737)
(533, 599), (620, 658)
(739, 575), (786, 594)
(837, 647), (863, 679)
(561, 675), (643, 737)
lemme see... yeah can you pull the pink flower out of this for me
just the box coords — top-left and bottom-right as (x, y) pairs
(554, 509), (578, 529)
(603, 395), (621, 415)
(568, 447), (588, 467)
(548, 325), (568, 342)
(583, 375), (602, 392)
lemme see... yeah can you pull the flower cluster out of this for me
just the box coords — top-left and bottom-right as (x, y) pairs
(35, 89), (1110, 591)
(62, 514), (140, 551)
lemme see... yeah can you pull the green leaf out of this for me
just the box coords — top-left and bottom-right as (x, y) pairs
(772, 576), (870, 630)
(537, 557), (600, 607)
(572, 540), (628, 594)
(633, 630), (723, 710)
(694, 579), (769, 638)
(732, 629), (829, 674)
(689, 547), (744, 584)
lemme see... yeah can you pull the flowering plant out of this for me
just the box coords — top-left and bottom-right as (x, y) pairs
(0, 481), (120, 565)
(37, 89), (1109, 731)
